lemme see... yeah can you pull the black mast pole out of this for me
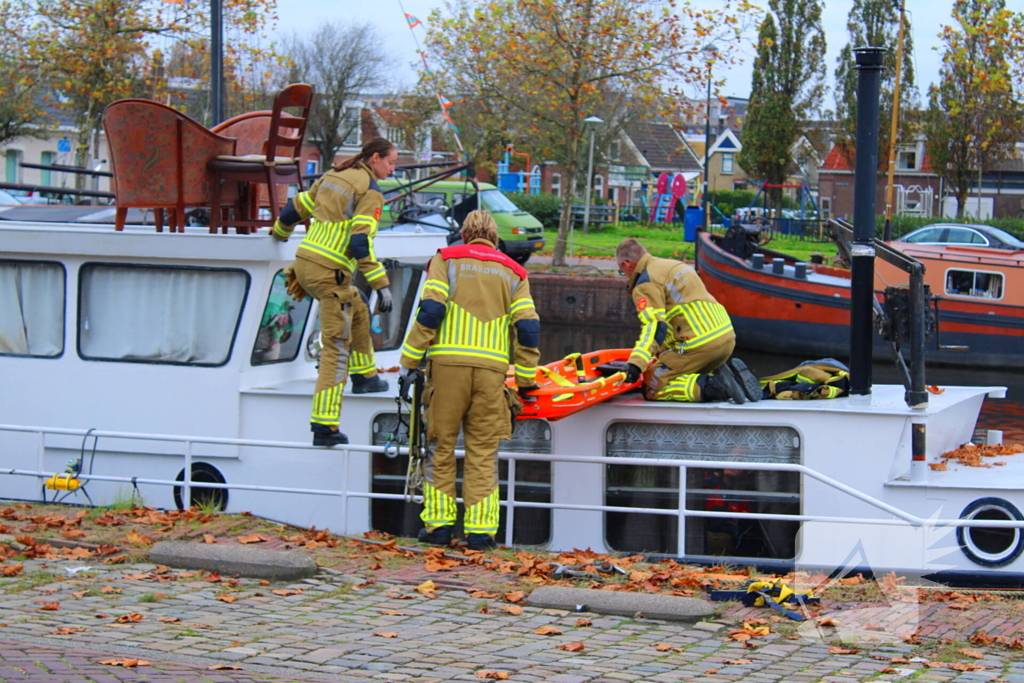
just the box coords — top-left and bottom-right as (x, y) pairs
(210, 0), (224, 125)
(849, 47), (885, 396)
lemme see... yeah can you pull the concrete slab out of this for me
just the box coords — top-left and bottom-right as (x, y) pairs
(148, 541), (318, 581)
(525, 586), (714, 622)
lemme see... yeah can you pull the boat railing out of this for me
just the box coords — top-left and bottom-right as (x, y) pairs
(2, 422), (1022, 551)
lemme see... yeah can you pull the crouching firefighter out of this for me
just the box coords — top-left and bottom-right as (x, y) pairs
(615, 238), (761, 404)
(272, 137), (397, 447)
(398, 210), (540, 551)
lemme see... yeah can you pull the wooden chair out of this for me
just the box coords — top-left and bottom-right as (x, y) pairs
(102, 99), (236, 232)
(207, 83), (315, 234)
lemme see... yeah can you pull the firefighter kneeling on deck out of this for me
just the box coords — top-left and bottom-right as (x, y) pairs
(272, 137), (397, 447)
(398, 210), (540, 551)
(615, 238), (761, 403)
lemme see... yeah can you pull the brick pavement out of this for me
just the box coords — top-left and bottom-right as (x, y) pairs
(3, 558), (1024, 682)
(0, 639), (328, 682)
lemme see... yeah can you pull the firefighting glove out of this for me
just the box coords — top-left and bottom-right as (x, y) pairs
(624, 363), (642, 384)
(376, 287), (393, 313)
(283, 266), (307, 302)
(518, 384), (540, 401)
(398, 366), (423, 402)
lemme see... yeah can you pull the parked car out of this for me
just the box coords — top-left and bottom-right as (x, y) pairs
(898, 223), (1024, 250)
(379, 179), (545, 264)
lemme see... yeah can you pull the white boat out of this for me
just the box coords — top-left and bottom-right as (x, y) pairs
(1, 211), (1022, 587)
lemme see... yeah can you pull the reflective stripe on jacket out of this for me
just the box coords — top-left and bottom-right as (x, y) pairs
(400, 239), (540, 383)
(274, 164), (389, 289)
(760, 359), (850, 400)
(626, 252), (733, 368)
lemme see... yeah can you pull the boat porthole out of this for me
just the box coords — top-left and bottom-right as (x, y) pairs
(956, 497), (1024, 568)
(173, 462), (228, 512)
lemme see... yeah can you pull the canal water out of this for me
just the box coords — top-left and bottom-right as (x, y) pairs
(542, 323), (1024, 443)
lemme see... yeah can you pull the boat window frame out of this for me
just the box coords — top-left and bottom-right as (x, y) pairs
(250, 268), (314, 366)
(76, 261), (251, 368)
(943, 267), (1005, 301)
(602, 419), (802, 559)
(0, 258), (66, 359)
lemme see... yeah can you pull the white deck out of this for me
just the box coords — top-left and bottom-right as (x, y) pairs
(3, 217), (1023, 579)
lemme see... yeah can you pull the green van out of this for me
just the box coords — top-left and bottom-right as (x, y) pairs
(379, 179), (545, 264)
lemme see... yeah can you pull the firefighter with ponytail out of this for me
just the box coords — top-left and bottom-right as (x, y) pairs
(398, 210), (541, 551)
(272, 137), (397, 447)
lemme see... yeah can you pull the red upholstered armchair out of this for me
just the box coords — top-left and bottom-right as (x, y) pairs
(102, 99), (237, 232)
(210, 110), (274, 232)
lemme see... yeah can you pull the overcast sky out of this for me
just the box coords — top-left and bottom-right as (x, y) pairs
(273, 0), (952, 104)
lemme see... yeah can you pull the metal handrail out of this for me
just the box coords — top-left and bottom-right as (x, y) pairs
(2, 423), (1022, 549)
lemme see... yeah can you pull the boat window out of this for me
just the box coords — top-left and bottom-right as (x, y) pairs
(0, 260), (65, 358)
(604, 422), (801, 559)
(251, 270), (313, 365)
(78, 264), (249, 366)
(945, 269), (1004, 300)
(414, 191), (447, 206)
(369, 415), (552, 545)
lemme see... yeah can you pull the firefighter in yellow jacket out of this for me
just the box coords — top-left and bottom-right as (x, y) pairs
(615, 238), (761, 403)
(398, 210), (540, 551)
(272, 137), (397, 446)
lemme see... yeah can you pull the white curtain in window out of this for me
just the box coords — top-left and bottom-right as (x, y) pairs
(0, 262), (64, 356)
(79, 266), (247, 364)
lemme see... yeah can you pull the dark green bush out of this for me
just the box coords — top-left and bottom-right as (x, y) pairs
(707, 190), (757, 218)
(505, 192), (562, 229)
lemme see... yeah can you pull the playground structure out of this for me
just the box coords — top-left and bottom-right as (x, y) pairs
(496, 145), (541, 195)
(893, 184), (935, 218)
(648, 171), (698, 223)
(736, 180), (822, 238)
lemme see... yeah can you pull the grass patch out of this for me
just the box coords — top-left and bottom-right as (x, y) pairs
(536, 225), (837, 265)
(137, 592), (162, 603)
(85, 488), (145, 516)
(538, 228), (693, 261)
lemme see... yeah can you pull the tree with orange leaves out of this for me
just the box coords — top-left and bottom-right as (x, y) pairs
(426, 0), (756, 266)
(924, 0), (1023, 221)
(2, 0), (279, 186)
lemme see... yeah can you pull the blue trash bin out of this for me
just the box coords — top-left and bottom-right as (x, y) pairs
(683, 206), (702, 242)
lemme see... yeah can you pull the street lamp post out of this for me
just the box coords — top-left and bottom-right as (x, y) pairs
(210, 0), (224, 125)
(574, 115), (603, 259)
(701, 44), (717, 230)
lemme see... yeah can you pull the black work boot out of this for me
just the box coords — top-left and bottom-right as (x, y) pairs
(350, 373), (389, 394)
(700, 367), (746, 404)
(418, 525), (454, 547)
(726, 358), (763, 402)
(466, 533), (496, 551)
(311, 424), (349, 447)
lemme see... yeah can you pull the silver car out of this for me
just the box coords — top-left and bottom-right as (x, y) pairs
(898, 223), (1024, 250)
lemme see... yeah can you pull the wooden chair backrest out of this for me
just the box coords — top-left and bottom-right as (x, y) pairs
(264, 83), (314, 162)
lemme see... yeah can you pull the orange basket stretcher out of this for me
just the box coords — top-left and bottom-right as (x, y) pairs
(506, 349), (643, 421)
